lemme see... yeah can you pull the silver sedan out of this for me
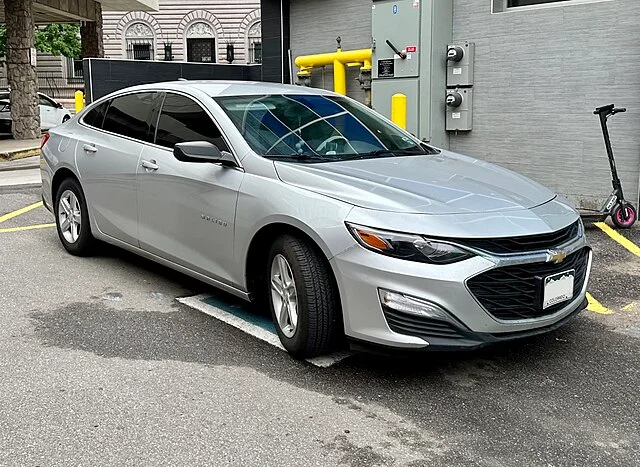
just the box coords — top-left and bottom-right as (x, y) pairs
(40, 81), (591, 358)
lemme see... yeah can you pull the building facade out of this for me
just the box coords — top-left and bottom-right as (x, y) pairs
(261, 0), (640, 210)
(102, 0), (262, 64)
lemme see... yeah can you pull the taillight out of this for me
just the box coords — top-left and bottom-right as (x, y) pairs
(40, 133), (50, 149)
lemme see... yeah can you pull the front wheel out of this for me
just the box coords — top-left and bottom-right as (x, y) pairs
(62, 115), (70, 123)
(611, 203), (637, 229)
(267, 235), (341, 358)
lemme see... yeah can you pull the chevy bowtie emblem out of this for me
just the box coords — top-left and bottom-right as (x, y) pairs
(546, 249), (567, 264)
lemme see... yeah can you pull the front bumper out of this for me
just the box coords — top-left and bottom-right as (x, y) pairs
(330, 235), (591, 351)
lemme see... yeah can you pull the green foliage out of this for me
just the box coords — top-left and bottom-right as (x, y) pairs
(35, 24), (81, 58)
(0, 23), (81, 58)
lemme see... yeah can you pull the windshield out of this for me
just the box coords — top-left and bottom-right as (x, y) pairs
(214, 94), (436, 162)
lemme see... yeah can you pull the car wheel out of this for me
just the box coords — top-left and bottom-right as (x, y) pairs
(267, 235), (340, 358)
(611, 203), (637, 229)
(54, 178), (95, 256)
(62, 115), (70, 123)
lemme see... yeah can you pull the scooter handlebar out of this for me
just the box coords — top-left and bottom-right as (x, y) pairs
(613, 108), (627, 114)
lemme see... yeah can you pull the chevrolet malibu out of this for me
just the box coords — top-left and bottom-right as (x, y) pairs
(40, 81), (591, 358)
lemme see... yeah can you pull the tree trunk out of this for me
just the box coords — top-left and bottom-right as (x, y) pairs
(80, 2), (104, 58)
(4, 0), (40, 140)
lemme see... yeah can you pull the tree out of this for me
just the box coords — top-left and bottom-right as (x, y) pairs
(0, 23), (81, 58)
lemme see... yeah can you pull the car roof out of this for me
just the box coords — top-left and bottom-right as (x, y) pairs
(117, 80), (338, 97)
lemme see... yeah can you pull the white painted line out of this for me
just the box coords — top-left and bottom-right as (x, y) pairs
(177, 294), (352, 368)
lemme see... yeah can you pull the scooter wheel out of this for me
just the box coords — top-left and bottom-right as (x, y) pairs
(612, 203), (637, 229)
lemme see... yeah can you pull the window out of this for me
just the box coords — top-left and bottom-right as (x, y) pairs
(125, 22), (154, 60)
(492, 0), (601, 12)
(38, 95), (57, 107)
(185, 22), (216, 63)
(246, 21), (261, 64)
(102, 92), (157, 141)
(82, 101), (109, 129)
(155, 93), (228, 151)
(215, 94), (427, 160)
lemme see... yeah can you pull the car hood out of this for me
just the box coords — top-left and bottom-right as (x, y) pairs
(274, 150), (556, 215)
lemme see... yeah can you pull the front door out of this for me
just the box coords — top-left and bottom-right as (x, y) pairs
(75, 92), (158, 245)
(137, 92), (243, 284)
(186, 38), (216, 63)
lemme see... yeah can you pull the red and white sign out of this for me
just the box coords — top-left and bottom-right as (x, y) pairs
(406, 46), (418, 53)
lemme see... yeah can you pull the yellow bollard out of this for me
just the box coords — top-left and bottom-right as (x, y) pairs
(333, 59), (347, 95)
(391, 93), (407, 130)
(74, 90), (84, 114)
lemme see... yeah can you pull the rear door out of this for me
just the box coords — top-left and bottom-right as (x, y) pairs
(137, 91), (244, 284)
(75, 92), (160, 245)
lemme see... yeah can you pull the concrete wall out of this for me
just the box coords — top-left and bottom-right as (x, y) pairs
(102, 0), (261, 63)
(451, 0), (640, 209)
(289, 0), (372, 102)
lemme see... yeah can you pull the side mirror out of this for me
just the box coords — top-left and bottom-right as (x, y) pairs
(173, 141), (237, 167)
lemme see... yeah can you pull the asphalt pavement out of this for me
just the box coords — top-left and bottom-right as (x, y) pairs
(1, 188), (638, 466)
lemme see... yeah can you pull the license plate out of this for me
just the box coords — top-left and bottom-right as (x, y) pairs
(543, 270), (575, 309)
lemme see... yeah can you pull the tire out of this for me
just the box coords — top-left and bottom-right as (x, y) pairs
(62, 115), (70, 123)
(611, 203), (637, 229)
(54, 178), (95, 256)
(267, 235), (340, 358)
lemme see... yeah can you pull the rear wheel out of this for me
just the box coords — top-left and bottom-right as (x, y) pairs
(62, 115), (70, 123)
(611, 203), (637, 229)
(54, 178), (95, 255)
(267, 235), (340, 358)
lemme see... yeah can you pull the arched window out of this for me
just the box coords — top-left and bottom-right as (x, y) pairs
(246, 21), (261, 64)
(185, 21), (216, 63)
(125, 22), (155, 60)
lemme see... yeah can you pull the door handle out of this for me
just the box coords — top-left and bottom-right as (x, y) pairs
(82, 144), (97, 153)
(141, 159), (159, 171)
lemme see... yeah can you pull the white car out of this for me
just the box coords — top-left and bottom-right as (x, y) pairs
(0, 91), (72, 135)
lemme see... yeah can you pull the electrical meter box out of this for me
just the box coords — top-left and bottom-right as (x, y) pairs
(371, 0), (453, 146)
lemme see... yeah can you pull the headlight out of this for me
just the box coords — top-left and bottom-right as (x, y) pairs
(346, 223), (474, 265)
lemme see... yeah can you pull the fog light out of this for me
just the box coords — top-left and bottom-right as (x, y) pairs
(378, 289), (449, 320)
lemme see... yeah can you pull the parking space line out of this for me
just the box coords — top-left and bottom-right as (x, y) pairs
(177, 294), (352, 368)
(594, 222), (640, 257)
(0, 201), (43, 224)
(586, 292), (615, 315)
(0, 223), (55, 234)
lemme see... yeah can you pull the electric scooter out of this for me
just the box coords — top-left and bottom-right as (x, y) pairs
(578, 104), (637, 229)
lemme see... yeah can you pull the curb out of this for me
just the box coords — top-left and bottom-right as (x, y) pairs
(0, 148), (40, 162)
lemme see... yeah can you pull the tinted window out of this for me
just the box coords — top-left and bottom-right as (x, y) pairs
(155, 93), (229, 151)
(82, 101), (109, 129)
(103, 92), (156, 141)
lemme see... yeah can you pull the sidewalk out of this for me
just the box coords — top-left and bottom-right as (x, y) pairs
(0, 139), (42, 190)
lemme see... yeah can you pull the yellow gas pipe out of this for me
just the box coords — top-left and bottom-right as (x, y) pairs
(295, 39), (372, 97)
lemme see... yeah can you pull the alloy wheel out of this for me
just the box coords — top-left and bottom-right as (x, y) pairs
(270, 254), (299, 338)
(58, 189), (81, 244)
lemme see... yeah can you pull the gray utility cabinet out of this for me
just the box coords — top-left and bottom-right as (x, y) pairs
(371, 0), (453, 147)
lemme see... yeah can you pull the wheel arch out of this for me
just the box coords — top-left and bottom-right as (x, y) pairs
(51, 166), (80, 202)
(244, 221), (342, 307)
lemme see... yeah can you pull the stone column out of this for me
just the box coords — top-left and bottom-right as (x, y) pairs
(4, 0), (40, 140)
(80, 2), (104, 58)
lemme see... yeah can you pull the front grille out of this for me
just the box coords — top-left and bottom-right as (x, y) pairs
(467, 247), (590, 321)
(460, 221), (580, 254)
(382, 308), (466, 340)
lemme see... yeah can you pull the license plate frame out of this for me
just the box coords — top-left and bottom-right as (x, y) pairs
(542, 269), (575, 309)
